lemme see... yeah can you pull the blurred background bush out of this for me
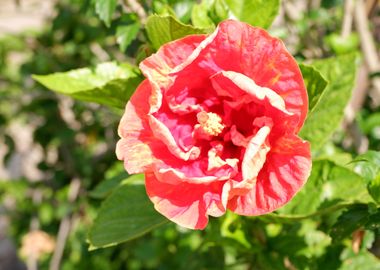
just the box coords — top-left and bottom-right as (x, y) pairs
(0, 0), (379, 269)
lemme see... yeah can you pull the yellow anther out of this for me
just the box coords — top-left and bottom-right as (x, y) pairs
(196, 111), (225, 136)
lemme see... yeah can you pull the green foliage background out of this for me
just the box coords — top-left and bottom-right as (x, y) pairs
(1, 0), (380, 269)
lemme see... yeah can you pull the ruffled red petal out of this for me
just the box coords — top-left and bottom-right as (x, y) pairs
(228, 134), (311, 215)
(145, 172), (229, 229)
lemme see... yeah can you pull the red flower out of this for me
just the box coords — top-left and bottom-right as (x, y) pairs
(116, 20), (311, 229)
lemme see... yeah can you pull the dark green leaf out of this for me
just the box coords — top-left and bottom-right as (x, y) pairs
(88, 174), (168, 248)
(89, 172), (129, 199)
(146, 15), (207, 50)
(330, 205), (369, 242)
(365, 210), (380, 231)
(299, 53), (358, 152)
(33, 62), (142, 109)
(299, 64), (328, 112)
(277, 160), (371, 217)
(95, 0), (118, 27)
(224, 0), (280, 28)
(116, 22), (140, 52)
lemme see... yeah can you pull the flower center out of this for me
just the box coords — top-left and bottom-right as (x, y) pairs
(196, 111), (225, 136)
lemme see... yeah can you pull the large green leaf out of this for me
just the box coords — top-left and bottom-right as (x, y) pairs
(277, 160), (371, 217)
(146, 15), (207, 50)
(224, 0), (280, 29)
(95, 0), (118, 27)
(299, 53), (358, 152)
(33, 62), (142, 109)
(88, 174), (168, 249)
(299, 64), (328, 112)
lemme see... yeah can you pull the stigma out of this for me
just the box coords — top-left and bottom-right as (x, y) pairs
(196, 111), (225, 137)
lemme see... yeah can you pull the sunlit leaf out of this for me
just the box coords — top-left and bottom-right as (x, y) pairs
(299, 53), (358, 152)
(299, 64), (328, 112)
(224, 0), (280, 28)
(277, 160), (371, 217)
(33, 62), (142, 109)
(146, 15), (207, 50)
(95, 0), (118, 27)
(116, 22), (140, 52)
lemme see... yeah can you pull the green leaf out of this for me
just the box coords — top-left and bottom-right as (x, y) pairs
(368, 175), (380, 204)
(339, 249), (380, 270)
(116, 22), (140, 52)
(357, 112), (380, 135)
(89, 172), (128, 199)
(221, 212), (251, 249)
(95, 0), (118, 27)
(351, 151), (380, 181)
(365, 210), (380, 231)
(277, 160), (371, 217)
(146, 15), (207, 50)
(326, 33), (359, 55)
(299, 53), (358, 152)
(350, 151), (380, 203)
(88, 174), (168, 249)
(299, 64), (328, 112)
(33, 62), (142, 109)
(330, 205), (369, 242)
(210, 0), (229, 23)
(191, 2), (215, 28)
(224, 0), (280, 29)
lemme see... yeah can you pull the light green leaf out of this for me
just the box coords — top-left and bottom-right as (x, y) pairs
(146, 15), (207, 50)
(299, 64), (328, 112)
(299, 53), (358, 152)
(339, 249), (380, 270)
(350, 151), (380, 203)
(277, 160), (371, 217)
(88, 174), (168, 249)
(33, 62), (142, 109)
(221, 212), (251, 249)
(95, 0), (118, 27)
(191, 3), (215, 28)
(326, 33), (359, 55)
(351, 151), (380, 181)
(210, 0), (229, 23)
(116, 22), (140, 52)
(224, 0), (280, 28)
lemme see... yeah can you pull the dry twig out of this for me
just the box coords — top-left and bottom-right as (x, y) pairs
(49, 178), (81, 270)
(354, 0), (380, 105)
(342, 0), (354, 38)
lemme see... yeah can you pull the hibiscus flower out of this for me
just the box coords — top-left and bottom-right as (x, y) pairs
(116, 20), (311, 229)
